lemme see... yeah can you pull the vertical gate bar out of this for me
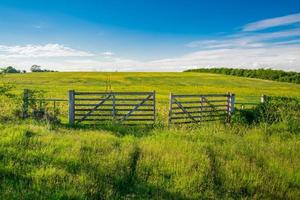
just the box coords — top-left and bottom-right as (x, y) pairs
(68, 90), (75, 126)
(153, 91), (156, 123)
(200, 96), (204, 123)
(168, 93), (173, 125)
(112, 93), (116, 120)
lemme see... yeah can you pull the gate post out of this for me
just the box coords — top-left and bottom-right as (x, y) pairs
(230, 93), (235, 114)
(68, 90), (75, 125)
(227, 92), (235, 118)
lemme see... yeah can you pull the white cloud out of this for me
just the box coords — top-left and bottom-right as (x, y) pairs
(0, 44), (94, 58)
(149, 45), (300, 71)
(243, 13), (300, 31)
(101, 51), (114, 56)
(186, 28), (300, 49)
(1, 44), (300, 72)
(182, 14), (300, 72)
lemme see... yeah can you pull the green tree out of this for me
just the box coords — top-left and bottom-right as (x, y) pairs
(0, 66), (20, 74)
(30, 65), (42, 72)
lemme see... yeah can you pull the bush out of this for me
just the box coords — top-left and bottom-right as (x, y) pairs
(232, 97), (300, 133)
(20, 89), (61, 124)
(0, 66), (21, 74)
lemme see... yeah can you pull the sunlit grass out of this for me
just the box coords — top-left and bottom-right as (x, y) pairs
(0, 72), (300, 199)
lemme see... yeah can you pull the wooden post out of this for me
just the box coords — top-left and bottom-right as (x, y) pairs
(22, 89), (29, 119)
(68, 90), (75, 126)
(153, 91), (156, 123)
(168, 93), (173, 126)
(230, 93), (235, 114)
(226, 92), (230, 116)
(226, 92), (235, 121)
(261, 94), (266, 103)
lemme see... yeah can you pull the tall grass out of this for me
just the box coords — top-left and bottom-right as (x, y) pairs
(0, 120), (299, 199)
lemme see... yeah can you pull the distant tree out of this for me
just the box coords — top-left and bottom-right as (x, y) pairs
(30, 65), (42, 72)
(184, 68), (300, 84)
(0, 66), (21, 74)
(30, 65), (56, 72)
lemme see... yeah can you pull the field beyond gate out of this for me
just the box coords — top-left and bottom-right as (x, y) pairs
(69, 91), (156, 125)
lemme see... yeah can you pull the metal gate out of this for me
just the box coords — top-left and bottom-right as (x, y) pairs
(168, 93), (235, 124)
(69, 91), (156, 125)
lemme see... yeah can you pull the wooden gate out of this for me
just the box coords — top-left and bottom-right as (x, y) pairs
(168, 93), (235, 124)
(69, 91), (156, 125)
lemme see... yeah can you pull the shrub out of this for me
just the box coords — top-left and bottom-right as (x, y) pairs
(232, 97), (300, 133)
(0, 66), (21, 74)
(20, 89), (61, 124)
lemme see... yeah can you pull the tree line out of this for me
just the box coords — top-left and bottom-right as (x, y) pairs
(185, 68), (300, 84)
(0, 65), (57, 74)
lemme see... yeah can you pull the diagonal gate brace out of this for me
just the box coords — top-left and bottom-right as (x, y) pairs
(119, 94), (153, 122)
(77, 94), (112, 123)
(173, 98), (197, 122)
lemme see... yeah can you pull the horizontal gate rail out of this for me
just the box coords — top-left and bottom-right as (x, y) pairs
(169, 92), (235, 125)
(69, 91), (156, 125)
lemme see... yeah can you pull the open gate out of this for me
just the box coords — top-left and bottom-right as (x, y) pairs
(69, 91), (156, 125)
(168, 93), (235, 124)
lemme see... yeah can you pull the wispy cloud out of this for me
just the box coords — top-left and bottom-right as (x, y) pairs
(182, 13), (300, 72)
(101, 51), (114, 56)
(149, 45), (300, 71)
(243, 12), (300, 31)
(186, 28), (300, 49)
(0, 44), (94, 58)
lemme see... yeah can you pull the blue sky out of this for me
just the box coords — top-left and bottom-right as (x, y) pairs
(0, 0), (300, 71)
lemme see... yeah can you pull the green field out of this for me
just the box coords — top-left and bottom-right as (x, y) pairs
(1, 72), (300, 199)
(4, 72), (300, 98)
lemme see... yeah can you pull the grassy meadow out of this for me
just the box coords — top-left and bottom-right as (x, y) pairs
(1, 72), (300, 199)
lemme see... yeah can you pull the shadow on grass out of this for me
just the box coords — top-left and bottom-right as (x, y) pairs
(61, 122), (159, 138)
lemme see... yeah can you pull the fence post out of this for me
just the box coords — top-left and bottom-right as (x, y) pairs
(261, 94), (266, 103)
(22, 89), (29, 119)
(168, 93), (173, 126)
(153, 91), (156, 123)
(230, 93), (235, 114)
(226, 92), (230, 116)
(68, 90), (75, 126)
(227, 92), (235, 119)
